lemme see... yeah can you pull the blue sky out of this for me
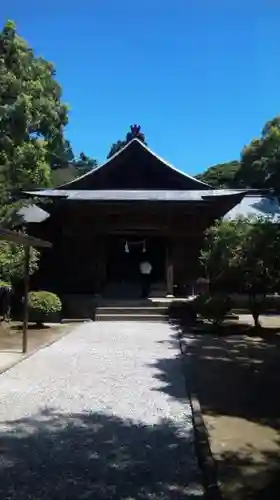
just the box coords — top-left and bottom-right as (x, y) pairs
(1, 1), (280, 174)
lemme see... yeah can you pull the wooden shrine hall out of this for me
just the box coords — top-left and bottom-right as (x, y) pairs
(26, 127), (248, 301)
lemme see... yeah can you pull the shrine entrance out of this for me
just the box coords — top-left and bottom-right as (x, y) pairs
(106, 235), (166, 286)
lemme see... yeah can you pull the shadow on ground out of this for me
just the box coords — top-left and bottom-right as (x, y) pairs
(162, 318), (280, 499)
(150, 332), (189, 401)
(0, 408), (202, 499)
(169, 320), (280, 429)
(214, 446), (280, 500)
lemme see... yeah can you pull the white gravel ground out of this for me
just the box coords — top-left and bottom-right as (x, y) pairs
(0, 321), (203, 499)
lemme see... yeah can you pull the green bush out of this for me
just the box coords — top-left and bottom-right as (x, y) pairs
(0, 280), (12, 290)
(28, 291), (62, 324)
(194, 293), (232, 325)
(0, 241), (40, 283)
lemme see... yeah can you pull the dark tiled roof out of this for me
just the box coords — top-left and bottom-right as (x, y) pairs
(17, 204), (50, 223)
(224, 195), (280, 222)
(57, 138), (211, 190)
(26, 189), (245, 201)
(0, 227), (51, 247)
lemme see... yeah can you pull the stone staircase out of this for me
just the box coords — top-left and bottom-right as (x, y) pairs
(95, 301), (169, 322)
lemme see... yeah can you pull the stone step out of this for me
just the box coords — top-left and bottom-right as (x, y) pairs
(96, 306), (168, 315)
(61, 318), (92, 324)
(95, 313), (168, 322)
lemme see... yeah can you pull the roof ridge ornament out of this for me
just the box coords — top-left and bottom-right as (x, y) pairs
(131, 124), (141, 136)
(126, 124), (145, 143)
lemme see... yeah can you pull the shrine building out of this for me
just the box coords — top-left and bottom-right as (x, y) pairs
(26, 127), (250, 303)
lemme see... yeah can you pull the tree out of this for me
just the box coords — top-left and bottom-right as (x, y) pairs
(0, 20), (69, 281)
(235, 117), (280, 191)
(107, 125), (147, 158)
(200, 218), (280, 326)
(50, 151), (98, 186)
(0, 241), (39, 283)
(0, 20), (68, 212)
(73, 152), (98, 176)
(107, 140), (126, 159)
(196, 115), (280, 192)
(48, 138), (74, 170)
(196, 160), (240, 188)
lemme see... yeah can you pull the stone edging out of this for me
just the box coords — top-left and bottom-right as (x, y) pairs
(178, 336), (223, 500)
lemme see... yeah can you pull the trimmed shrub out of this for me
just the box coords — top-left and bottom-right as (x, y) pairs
(0, 280), (12, 289)
(28, 291), (62, 325)
(194, 293), (232, 326)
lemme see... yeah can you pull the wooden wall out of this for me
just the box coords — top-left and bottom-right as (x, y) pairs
(29, 200), (223, 295)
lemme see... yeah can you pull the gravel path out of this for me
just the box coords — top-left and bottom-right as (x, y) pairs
(0, 321), (203, 499)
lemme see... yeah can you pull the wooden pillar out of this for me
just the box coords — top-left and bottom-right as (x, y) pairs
(22, 245), (30, 353)
(93, 237), (106, 296)
(99, 238), (106, 293)
(166, 243), (174, 297)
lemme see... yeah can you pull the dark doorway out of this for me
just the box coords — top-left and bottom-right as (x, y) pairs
(106, 236), (166, 285)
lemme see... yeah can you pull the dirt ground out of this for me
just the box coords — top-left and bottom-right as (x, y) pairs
(0, 321), (74, 373)
(180, 314), (280, 500)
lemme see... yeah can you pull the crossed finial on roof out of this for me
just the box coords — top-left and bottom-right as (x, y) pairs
(130, 124), (141, 137)
(126, 124), (145, 143)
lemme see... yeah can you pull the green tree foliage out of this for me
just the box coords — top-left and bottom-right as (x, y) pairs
(0, 20), (69, 280)
(49, 138), (74, 170)
(194, 293), (232, 326)
(74, 152), (98, 176)
(197, 116), (280, 191)
(107, 140), (126, 159)
(50, 164), (78, 186)
(196, 160), (240, 188)
(50, 151), (98, 186)
(0, 20), (68, 197)
(200, 218), (280, 326)
(107, 125), (147, 159)
(0, 241), (39, 283)
(235, 117), (280, 190)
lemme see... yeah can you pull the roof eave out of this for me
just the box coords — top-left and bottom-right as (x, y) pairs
(25, 188), (248, 202)
(0, 227), (52, 247)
